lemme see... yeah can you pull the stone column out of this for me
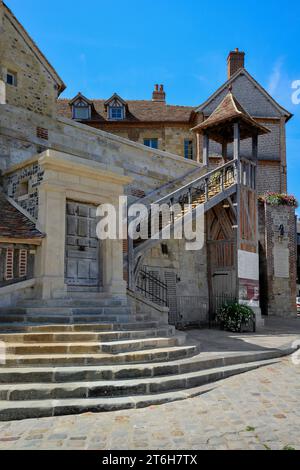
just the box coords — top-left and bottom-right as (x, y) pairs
(102, 197), (127, 297)
(34, 185), (67, 299)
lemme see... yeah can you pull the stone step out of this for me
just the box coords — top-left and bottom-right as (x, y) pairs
(0, 350), (283, 384)
(17, 297), (127, 308)
(4, 335), (184, 355)
(1, 344), (199, 367)
(0, 314), (149, 324)
(25, 307), (131, 315)
(0, 359), (278, 421)
(0, 321), (161, 333)
(0, 306), (131, 315)
(0, 326), (175, 344)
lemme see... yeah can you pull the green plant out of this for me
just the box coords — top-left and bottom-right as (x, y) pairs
(282, 445), (295, 451)
(245, 426), (256, 432)
(216, 301), (255, 333)
(258, 192), (298, 208)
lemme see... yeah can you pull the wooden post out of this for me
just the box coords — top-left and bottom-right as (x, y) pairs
(252, 133), (258, 160)
(205, 178), (209, 202)
(203, 133), (209, 166)
(222, 141), (227, 164)
(252, 133), (258, 190)
(233, 123), (240, 159)
(196, 133), (201, 163)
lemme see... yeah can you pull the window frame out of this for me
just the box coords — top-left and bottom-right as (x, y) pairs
(6, 70), (17, 87)
(184, 139), (194, 160)
(109, 106), (124, 120)
(144, 138), (159, 149)
(72, 104), (91, 120)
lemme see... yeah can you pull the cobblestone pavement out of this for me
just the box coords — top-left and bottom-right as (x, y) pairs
(0, 355), (299, 450)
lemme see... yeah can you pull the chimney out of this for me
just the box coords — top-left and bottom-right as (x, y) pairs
(152, 84), (166, 102)
(227, 48), (245, 79)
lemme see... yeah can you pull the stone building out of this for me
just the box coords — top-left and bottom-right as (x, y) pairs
(0, 0), (296, 321)
(0, 0), (297, 421)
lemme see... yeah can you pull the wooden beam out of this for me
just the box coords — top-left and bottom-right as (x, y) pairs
(233, 123), (240, 161)
(222, 141), (227, 163)
(0, 238), (42, 245)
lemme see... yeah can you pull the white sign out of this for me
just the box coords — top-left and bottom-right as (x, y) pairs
(238, 250), (259, 280)
(273, 245), (289, 278)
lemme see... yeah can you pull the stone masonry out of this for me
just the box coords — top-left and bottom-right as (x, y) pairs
(259, 203), (297, 317)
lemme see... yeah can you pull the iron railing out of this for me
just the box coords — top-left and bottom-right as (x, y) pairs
(136, 268), (168, 307)
(175, 296), (209, 327)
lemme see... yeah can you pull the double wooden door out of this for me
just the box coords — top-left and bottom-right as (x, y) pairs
(65, 201), (101, 290)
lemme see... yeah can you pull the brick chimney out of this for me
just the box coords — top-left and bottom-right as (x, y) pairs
(152, 84), (166, 102)
(227, 48), (245, 79)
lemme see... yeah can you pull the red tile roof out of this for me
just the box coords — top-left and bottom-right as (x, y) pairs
(57, 99), (196, 123)
(0, 192), (44, 241)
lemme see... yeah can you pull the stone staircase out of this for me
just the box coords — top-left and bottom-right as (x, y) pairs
(0, 297), (283, 421)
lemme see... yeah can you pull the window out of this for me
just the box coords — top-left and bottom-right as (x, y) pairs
(109, 106), (124, 120)
(73, 104), (91, 120)
(6, 70), (17, 87)
(144, 139), (158, 149)
(19, 250), (28, 278)
(184, 140), (194, 160)
(5, 248), (14, 281)
(6, 71), (17, 86)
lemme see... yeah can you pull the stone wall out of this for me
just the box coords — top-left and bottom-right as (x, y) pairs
(0, 4), (61, 117)
(0, 104), (202, 200)
(3, 161), (44, 218)
(88, 124), (196, 159)
(259, 203), (297, 317)
(142, 238), (209, 325)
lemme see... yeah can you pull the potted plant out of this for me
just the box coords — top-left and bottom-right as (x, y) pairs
(216, 301), (256, 333)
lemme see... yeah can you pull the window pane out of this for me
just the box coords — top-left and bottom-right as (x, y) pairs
(110, 107), (123, 119)
(184, 140), (194, 159)
(144, 139), (158, 149)
(73, 106), (90, 119)
(6, 72), (17, 86)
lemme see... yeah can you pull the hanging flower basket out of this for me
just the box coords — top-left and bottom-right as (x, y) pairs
(258, 193), (298, 208)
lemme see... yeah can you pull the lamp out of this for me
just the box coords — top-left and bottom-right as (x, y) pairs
(278, 224), (285, 242)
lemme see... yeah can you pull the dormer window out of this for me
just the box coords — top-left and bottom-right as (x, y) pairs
(73, 101), (91, 120)
(70, 93), (92, 120)
(109, 105), (124, 120)
(105, 93), (127, 121)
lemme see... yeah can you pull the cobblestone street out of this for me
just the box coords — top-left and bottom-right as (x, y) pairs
(0, 355), (299, 450)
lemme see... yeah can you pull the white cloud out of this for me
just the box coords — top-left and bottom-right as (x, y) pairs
(267, 57), (284, 94)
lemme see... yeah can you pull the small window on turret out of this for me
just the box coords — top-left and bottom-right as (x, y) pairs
(6, 70), (17, 87)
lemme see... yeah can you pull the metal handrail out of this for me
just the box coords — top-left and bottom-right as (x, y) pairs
(136, 267), (168, 306)
(154, 159), (238, 206)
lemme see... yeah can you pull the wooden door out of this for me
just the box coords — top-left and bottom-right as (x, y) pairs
(65, 201), (100, 290)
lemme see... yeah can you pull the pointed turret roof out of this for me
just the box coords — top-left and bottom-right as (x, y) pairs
(191, 92), (270, 143)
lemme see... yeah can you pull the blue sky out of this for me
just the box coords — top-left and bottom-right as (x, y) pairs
(6, 0), (300, 210)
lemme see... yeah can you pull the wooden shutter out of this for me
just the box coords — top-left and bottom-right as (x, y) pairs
(19, 249), (28, 278)
(5, 248), (14, 281)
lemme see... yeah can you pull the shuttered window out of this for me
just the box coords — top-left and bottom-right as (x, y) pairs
(19, 249), (28, 278)
(5, 248), (14, 281)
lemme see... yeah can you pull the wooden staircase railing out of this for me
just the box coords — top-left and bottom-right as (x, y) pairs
(128, 158), (256, 291)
